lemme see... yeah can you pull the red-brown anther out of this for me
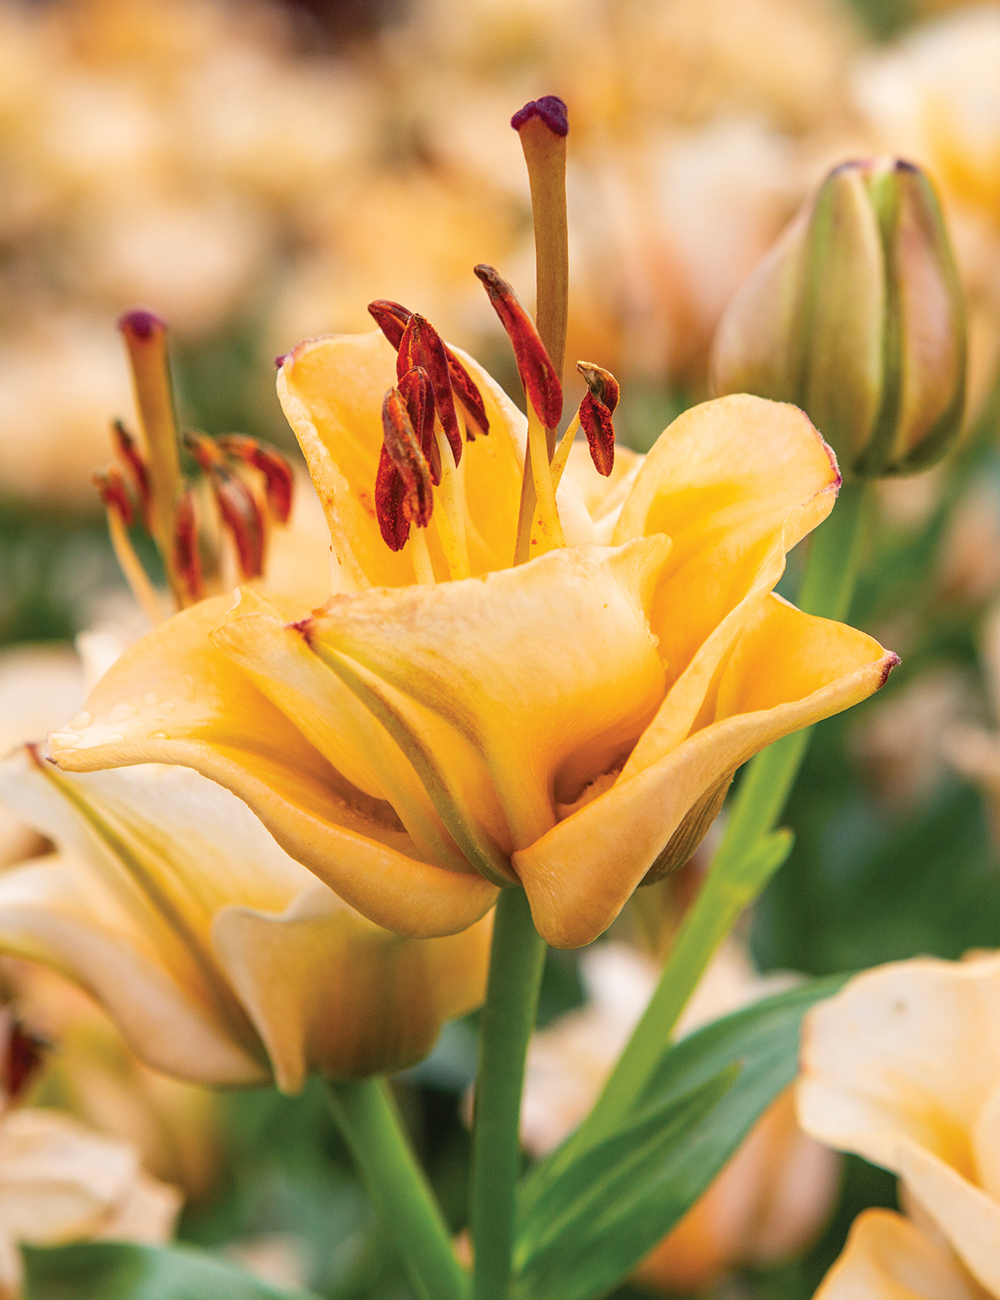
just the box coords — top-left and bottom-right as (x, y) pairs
(214, 471), (266, 580)
(375, 448), (410, 552)
(377, 387), (433, 551)
(369, 298), (489, 441)
(398, 366), (440, 486)
(92, 464), (135, 527)
(474, 264), (563, 429)
(1, 1013), (47, 1104)
(110, 420), (151, 525)
(576, 361), (619, 477)
(578, 393), (616, 476)
(576, 362), (620, 414)
(447, 353), (490, 439)
(398, 315), (463, 466)
(216, 435), (294, 524)
(187, 436), (266, 580)
(173, 489), (204, 603)
(368, 299), (411, 350)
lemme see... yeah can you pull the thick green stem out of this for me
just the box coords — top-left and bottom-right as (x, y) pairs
(580, 479), (876, 1134)
(325, 1077), (468, 1300)
(470, 887), (547, 1300)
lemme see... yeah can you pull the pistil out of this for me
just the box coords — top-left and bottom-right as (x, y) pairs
(509, 97), (570, 564)
(118, 311), (186, 606)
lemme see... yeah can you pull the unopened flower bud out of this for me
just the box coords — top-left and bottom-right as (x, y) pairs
(711, 158), (966, 478)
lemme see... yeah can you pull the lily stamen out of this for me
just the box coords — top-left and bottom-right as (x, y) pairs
(92, 464), (164, 625)
(474, 263), (565, 558)
(376, 385), (437, 583)
(576, 361), (620, 478)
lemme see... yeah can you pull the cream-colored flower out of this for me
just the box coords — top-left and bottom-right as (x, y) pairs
(0, 1105), (180, 1300)
(523, 941), (839, 1291)
(813, 1208), (990, 1300)
(0, 646), (86, 868)
(14, 960), (221, 1201)
(798, 951), (1000, 1296)
(0, 751), (492, 1092)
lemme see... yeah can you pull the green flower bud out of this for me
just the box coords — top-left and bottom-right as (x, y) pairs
(711, 158), (967, 478)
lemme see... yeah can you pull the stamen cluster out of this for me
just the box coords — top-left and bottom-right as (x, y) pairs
(95, 310), (293, 611)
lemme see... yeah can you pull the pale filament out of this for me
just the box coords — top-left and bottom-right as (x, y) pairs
(409, 523), (437, 585)
(526, 409), (564, 554)
(431, 426), (471, 580)
(106, 508), (166, 625)
(550, 412), (581, 491)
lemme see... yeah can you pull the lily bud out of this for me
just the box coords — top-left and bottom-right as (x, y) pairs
(711, 158), (966, 478)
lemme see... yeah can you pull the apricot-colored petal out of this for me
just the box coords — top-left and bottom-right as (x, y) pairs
(211, 588), (472, 875)
(47, 599), (498, 937)
(515, 595), (894, 947)
(614, 395), (839, 691)
(562, 440), (643, 542)
(0, 856), (265, 1086)
(813, 1210), (989, 1300)
(212, 885), (492, 1093)
(798, 953), (1000, 1297)
(304, 539), (672, 865)
(277, 331), (525, 585)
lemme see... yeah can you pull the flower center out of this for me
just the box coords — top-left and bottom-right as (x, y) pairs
(368, 96), (622, 578)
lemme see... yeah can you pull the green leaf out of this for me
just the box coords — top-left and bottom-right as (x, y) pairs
(513, 1066), (738, 1298)
(514, 973), (847, 1300)
(23, 1241), (320, 1300)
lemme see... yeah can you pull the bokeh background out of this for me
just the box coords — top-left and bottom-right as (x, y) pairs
(3, 0), (1000, 1295)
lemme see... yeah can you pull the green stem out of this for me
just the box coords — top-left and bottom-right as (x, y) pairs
(470, 887), (547, 1300)
(580, 478), (876, 1133)
(325, 1077), (468, 1300)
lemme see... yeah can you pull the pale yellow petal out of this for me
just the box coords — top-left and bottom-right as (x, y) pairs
(515, 596), (894, 947)
(212, 884), (492, 1093)
(562, 441), (644, 537)
(304, 538), (672, 865)
(0, 857), (265, 1086)
(798, 953), (1000, 1297)
(48, 598), (497, 937)
(277, 330), (525, 584)
(614, 394), (839, 704)
(813, 1210), (989, 1300)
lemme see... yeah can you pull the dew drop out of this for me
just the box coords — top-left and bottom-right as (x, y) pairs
(108, 702), (138, 724)
(142, 691), (158, 706)
(69, 711), (92, 729)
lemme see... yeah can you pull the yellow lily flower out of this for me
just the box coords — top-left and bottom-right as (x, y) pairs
(798, 952), (1000, 1298)
(0, 746), (491, 1091)
(46, 317), (895, 948)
